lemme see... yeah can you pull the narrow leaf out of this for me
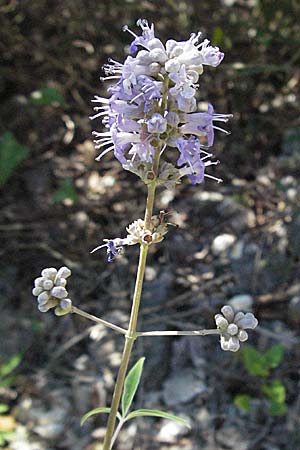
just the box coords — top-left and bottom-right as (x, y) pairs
(0, 353), (22, 378)
(121, 357), (145, 417)
(126, 409), (191, 429)
(81, 407), (121, 426)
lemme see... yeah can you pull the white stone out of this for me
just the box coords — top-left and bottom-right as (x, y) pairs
(229, 294), (253, 312)
(212, 234), (236, 255)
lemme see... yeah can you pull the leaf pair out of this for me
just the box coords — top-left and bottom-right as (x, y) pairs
(81, 357), (190, 429)
(241, 344), (284, 377)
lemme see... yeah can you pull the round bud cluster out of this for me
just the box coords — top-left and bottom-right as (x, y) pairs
(32, 267), (72, 316)
(215, 305), (258, 352)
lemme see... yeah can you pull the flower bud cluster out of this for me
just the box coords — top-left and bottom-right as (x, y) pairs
(215, 305), (258, 352)
(91, 215), (169, 262)
(91, 19), (232, 186)
(32, 267), (72, 316)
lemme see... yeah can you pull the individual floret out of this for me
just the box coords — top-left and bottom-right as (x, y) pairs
(215, 305), (258, 352)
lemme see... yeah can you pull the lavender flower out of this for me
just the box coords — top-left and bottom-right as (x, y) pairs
(91, 216), (169, 262)
(215, 305), (258, 352)
(91, 19), (231, 186)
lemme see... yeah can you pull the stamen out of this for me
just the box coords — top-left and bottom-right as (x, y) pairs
(204, 173), (223, 183)
(95, 145), (115, 160)
(213, 126), (231, 134)
(122, 25), (138, 39)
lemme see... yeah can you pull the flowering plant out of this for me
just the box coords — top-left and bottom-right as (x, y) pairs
(32, 20), (258, 449)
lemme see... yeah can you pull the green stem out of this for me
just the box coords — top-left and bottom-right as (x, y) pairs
(71, 306), (127, 335)
(102, 180), (157, 450)
(136, 329), (221, 337)
(102, 76), (168, 450)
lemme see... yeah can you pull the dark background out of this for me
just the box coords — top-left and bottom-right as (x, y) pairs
(0, 1), (300, 449)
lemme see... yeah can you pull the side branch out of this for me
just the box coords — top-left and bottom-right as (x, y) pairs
(136, 329), (221, 337)
(71, 306), (127, 335)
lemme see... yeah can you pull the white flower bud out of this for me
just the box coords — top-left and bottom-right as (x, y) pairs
(147, 38), (165, 51)
(221, 336), (240, 352)
(56, 266), (71, 279)
(51, 286), (68, 299)
(236, 313), (258, 330)
(149, 62), (160, 75)
(149, 48), (168, 64)
(227, 323), (239, 336)
(165, 58), (180, 73)
(238, 330), (248, 342)
(60, 298), (72, 311)
(221, 305), (235, 322)
(43, 279), (54, 290)
(228, 337), (240, 352)
(55, 277), (67, 287)
(34, 277), (44, 287)
(234, 312), (245, 322)
(41, 268), (57, 280)
(38, 298), (57, 312)
(38, 304), (51, 313)
(215, 314), (228, 329)
(37, 291), (50, 304)
(32, 286), (43, 296)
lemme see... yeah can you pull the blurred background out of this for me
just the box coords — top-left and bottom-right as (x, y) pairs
(0, 0), (300, 449)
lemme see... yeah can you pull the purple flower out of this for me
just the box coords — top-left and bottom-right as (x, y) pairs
(180, 104), (232, 146)
(176, 137), (221, 184)
(91, 238), (128, 263)
(90, 20), (231, 186)
(198, 39), (224, 67)
(147, 113), (167, 134)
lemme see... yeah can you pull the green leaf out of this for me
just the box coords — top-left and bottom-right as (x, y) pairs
(0, 404), (9, 414)
(0, 431), (16, 443)
(121, 357), (145, 417)
(0, 353), (22, 378)
(81, 407), (121, 426)
(126, 409), (191, 429)
(0, 132), (30, 188)
(234, 394), (251, 413)
(241, 345), (269, 377)
(264, 344), (284, 369)
(29, 87), (65, 106)
(269, 400), (287, 416)
(262, 380), (286, 404)
(52, 178), (78, 204)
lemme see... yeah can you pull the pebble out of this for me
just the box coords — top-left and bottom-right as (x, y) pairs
(212, 234), (236, 255)
(162, 369), (207, 407)
(228, 294), (253, 312)
(157, 418), (190, 443)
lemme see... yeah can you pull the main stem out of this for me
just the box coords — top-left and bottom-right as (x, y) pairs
(102, 178), (157, 450)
